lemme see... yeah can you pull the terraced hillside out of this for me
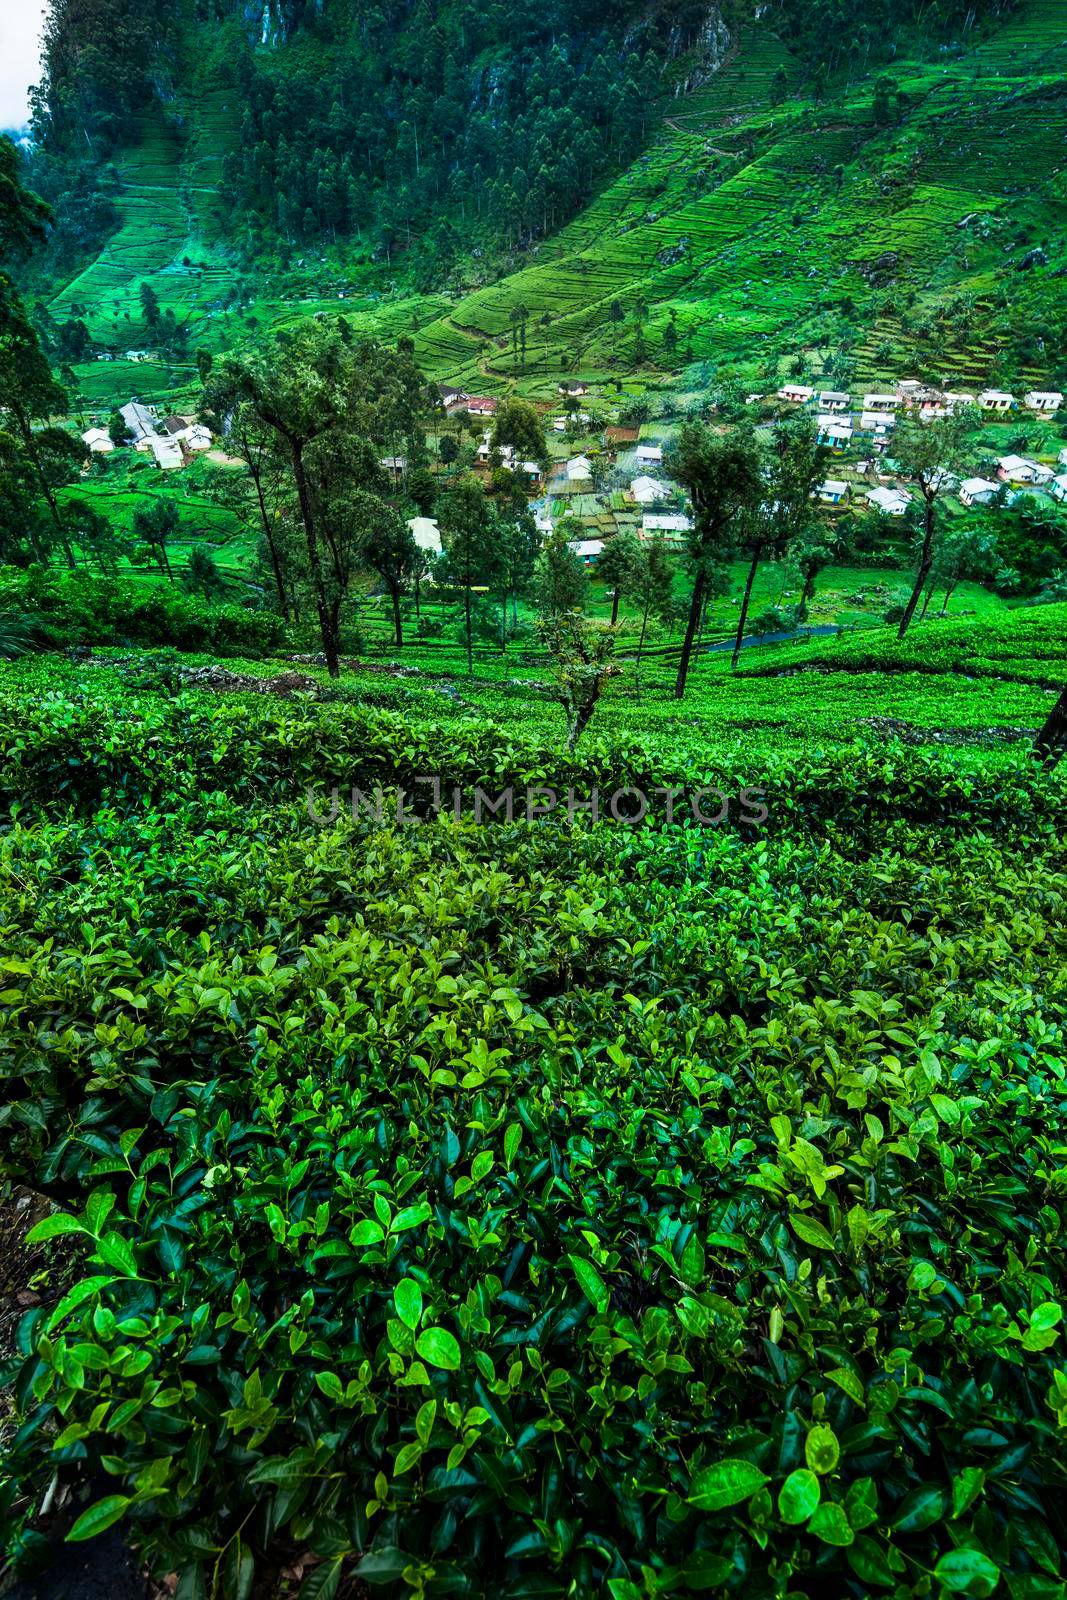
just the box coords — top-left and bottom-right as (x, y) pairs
(52, 0), (1067, 422)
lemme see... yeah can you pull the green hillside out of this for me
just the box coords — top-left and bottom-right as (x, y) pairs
(44, 0), (1067, 423)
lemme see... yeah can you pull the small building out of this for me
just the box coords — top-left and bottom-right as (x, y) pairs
(817, 419), (853, 451)
(860, 411), (896, 434)
(569, 537), (603, 566)
(559, 380), (590, 397)
(641, 513), (691, 546)
(177, 424), (212, 452)
(997, 454), (1048, 484)
(466, 396), (499, 417)
(630, 475), (670, 505)
(958, 476), (999, 508)
(408, 516), (443, 556)
(380, 455), (408, 478)
(566, 454), (593, 483)
(439, 385), (469, 413)
(635, 444), (663, 467)
(160, 414), (191, 436)
(120, 399), (158, 443)
(1024, 391), (1062, 413)
(866, 486), (910, 516)
(943, 392), (976, 413)
(151, 436), (183, 471)
(81, 427), (114, 454)
(818, 391), (850, 412)
(919, 398), (949, 420)
(778, 383), (814, 404)
(978, 389), (1014, 412)
(863, 393), (901, 413)
(817, 479), (849, 505)
(1050, 474), (1067, 504)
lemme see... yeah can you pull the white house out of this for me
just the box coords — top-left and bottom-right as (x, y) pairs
(1024, 391), (1062, 412)
(177, 424), (212, 451)
(817, 419), (852, 451)
(958, 477), (999, 507)
(863, 393), (901, 413)
(466, 396), (499, 418)
(818, 391), (850, 412)
(641, 513), (691, 545)
(997, 454), (1048, 484)
(559, 380), (590, 398)
(817, 480), (849, 505)
(120, 399), (158, 443)
(151, 436), (183, 471)
(1050, 475), (1067, 504)
(919, 398), (949, 420)
(635, 444), (663, 467)
(81, 427), (114, 454)
(978, 389), (1014, 412)
(569, 537), (603, 565)
(553, 413), (590, 432)
(566, 455), (593, 482)
(630, 475), (670, 505)
(943, 392), (976, 413)
(867, 486), (910, 516)
(408, 516), (443, 556)
(778, 383), (813, 403)
(860, 411), (896, 435)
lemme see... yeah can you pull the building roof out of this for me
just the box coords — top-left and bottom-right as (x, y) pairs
(120, 400), (158, 441)
(630, 475), (670, 502)
(818, 480), (848, 496)
(642, 513), (691, 531)
(867, 486), (910, 511)
(635, 444), (663, 461)
(150, 436), (183, 469)
(998, 454), (1033, 474)
(960, 477), (998, 495)
(1025, 390), (1063, 404)
(978, 389), (1014, 403)
(569, 538), (604, 557)
(863, 393), (899, 406)
(408, 516), (442, 555)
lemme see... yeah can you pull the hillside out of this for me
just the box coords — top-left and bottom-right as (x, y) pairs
(35, 0), (1067, 422)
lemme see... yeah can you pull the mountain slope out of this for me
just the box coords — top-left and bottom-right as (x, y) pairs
(40, 0), (1067, 416)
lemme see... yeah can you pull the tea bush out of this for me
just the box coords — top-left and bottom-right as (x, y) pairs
(0, 675), (1065, 1599)
(0, 571), (287, 657)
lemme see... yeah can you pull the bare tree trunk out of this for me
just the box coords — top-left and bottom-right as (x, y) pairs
(249, 466), (289, 619)
(673, 570), (705, 700)
(1033, 687), (1067, 770)
(732, 544), (762, 671)
(291, 443), (340, 678)
(391, 583), (403, 649)
(898, 494), (936, 640)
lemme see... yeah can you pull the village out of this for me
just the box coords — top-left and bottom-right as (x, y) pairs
(414, 377), (1067, 570)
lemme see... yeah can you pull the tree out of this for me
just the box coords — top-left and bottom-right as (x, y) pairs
(787, 526), (840, 620)
(597, 531), (644, 625)
(1033, 688), (1067, 771)
(924, 523), (1001, 617)
(538, 611), (620, 751)
(632, 542), (676, 692)
(140, 282), (161, 329)
(531, 527), (588, 618)
(360, 502), (418, 648)
(729, 419), (826, 669)
(771, 66), (788, 104)
(133, 499), (179, 579)
(491, 398), (547, 467)
(66, 497), (124, 573)
(495, 511), (540, 649)
(0, 277), (71, 550)
(205, 326), (424, 676)
(108, 410), (131, 446)
(668, 422), (764, 698)
(185, 547), (225, 599)
(892, 411), (969, 639)
(438, 475), (498, 674)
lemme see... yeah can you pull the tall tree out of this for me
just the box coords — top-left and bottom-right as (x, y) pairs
(668, 422), (764, 698)
(205, 326), (424, 676)
(597, 530), (645, 626)
(438, 475), (498, 675)
(892, 412), (969, 640)
(730, 418), (826, 670)
(360, 503), (418, 648)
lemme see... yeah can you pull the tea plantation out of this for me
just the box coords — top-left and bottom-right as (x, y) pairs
(0, 605), (1065, 1599)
